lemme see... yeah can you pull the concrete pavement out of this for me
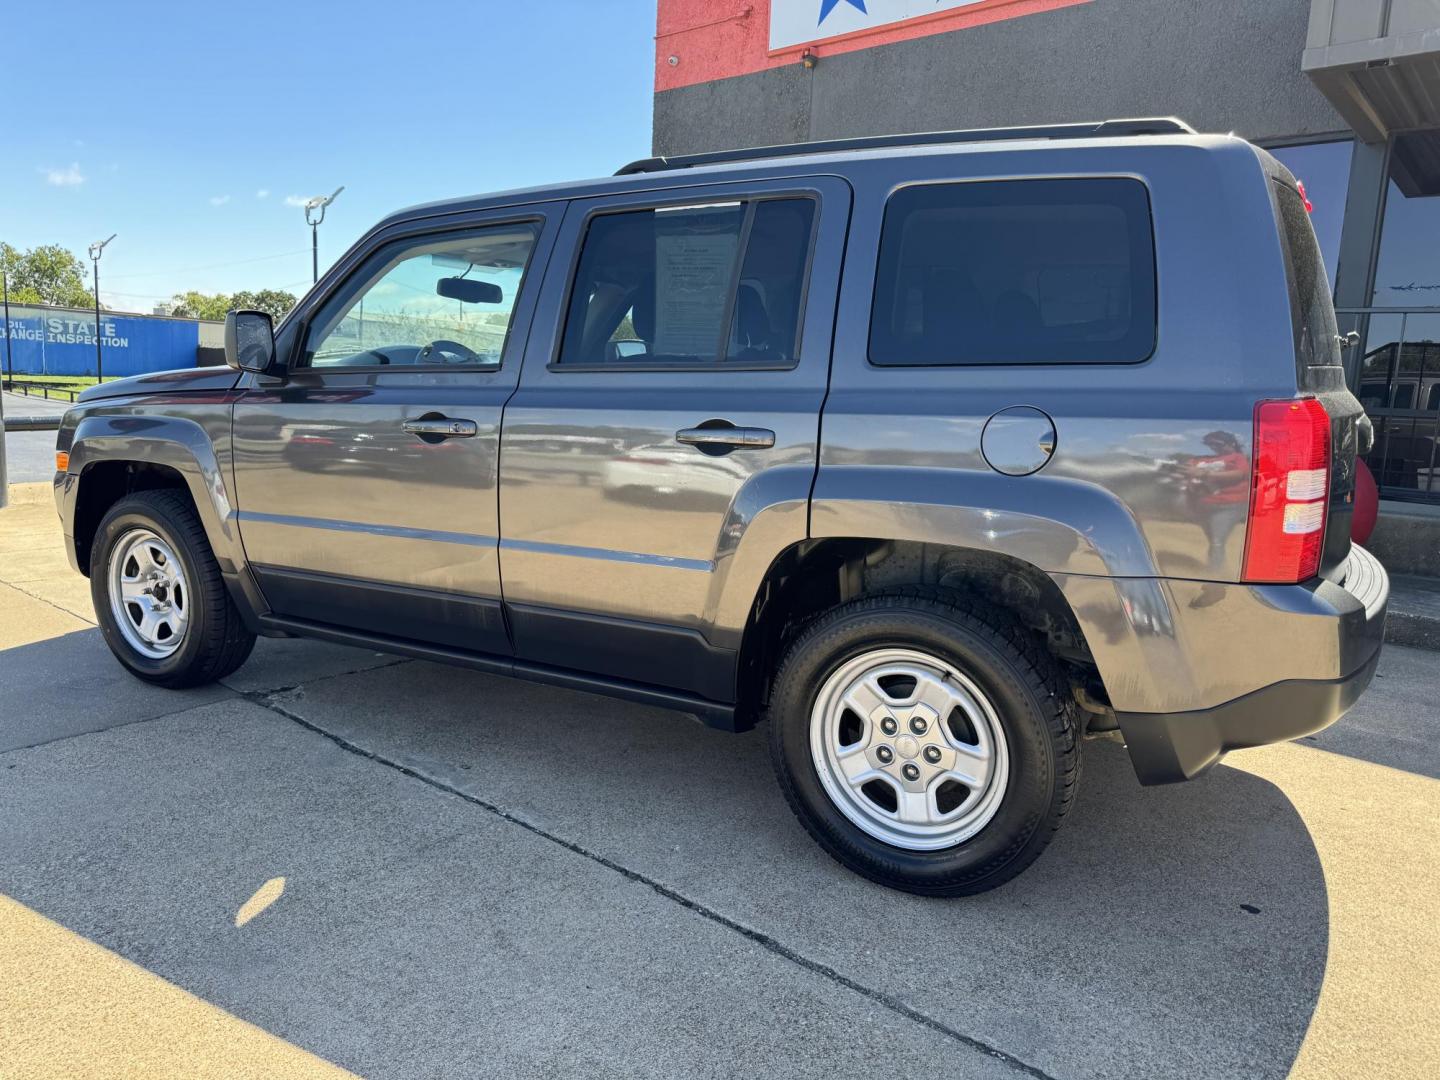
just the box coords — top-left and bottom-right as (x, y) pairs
(2, 391), (68, 485)
(1, 482), (1437, 1079)
(1, 390), (70, 416)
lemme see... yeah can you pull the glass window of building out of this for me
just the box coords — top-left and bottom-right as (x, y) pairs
(1269, 139), (1353, 290)
(1370, 130), (1440, 307)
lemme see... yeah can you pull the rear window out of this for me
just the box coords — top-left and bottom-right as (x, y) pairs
(869, 178), (1157, 366)
(1273, 180), (1341, 369)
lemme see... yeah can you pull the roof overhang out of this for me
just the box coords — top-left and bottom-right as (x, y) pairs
(1307, 2), (1440, 144)
(1304, 2), (1440, 143)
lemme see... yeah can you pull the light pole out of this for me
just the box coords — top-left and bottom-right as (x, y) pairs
(88, 234), (116, 383)
(304, 187), (344, 284)
(2, 269), (12, 386)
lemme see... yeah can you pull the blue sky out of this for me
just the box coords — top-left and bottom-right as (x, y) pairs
(2, 1), (657, 312)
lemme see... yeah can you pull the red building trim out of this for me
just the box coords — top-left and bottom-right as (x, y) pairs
(656, 0), (1092, 93)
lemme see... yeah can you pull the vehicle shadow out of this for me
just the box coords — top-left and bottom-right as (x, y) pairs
(269, 659), (1330, 1080)
(0, 636), (1330, 1080)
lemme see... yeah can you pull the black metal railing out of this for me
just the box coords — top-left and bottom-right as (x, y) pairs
(1, 378), (83, 403)
(1336, 306), (1440, 504)
(3, 414), (62, 432)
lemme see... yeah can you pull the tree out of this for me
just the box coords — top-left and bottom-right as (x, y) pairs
(0, 243), (95, 308)
(231, 288), (298, 321)
(168, 287), (298, 322)
(167, 290), (232, 321)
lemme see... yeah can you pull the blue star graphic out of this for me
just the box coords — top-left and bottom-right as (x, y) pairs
(819, 0), (867, 25)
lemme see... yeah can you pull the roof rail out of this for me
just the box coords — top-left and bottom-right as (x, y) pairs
(617, 118), (1196, 176)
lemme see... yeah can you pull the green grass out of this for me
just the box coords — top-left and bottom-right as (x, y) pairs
(2, 374), (125, 396)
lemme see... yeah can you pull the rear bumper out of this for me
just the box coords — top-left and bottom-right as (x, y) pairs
(1115, 545), (1389, 785)
(1117, 646), (1382, 784)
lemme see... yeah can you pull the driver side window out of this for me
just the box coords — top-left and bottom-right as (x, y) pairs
(304, 223), (540, 369)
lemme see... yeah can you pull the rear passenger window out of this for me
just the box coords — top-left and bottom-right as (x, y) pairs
(869, 178), (1157, 366)
(1273, 180), (1341, 369)
(557, 197), (817, 367)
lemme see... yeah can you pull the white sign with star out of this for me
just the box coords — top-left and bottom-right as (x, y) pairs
(770, 0), (994, 51)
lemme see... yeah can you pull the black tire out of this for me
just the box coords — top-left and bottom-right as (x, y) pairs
(768, 589), (1080, 896)
(90, 489), (256, 689)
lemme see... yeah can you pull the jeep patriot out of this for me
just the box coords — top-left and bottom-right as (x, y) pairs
(53, 119), (1390, 894)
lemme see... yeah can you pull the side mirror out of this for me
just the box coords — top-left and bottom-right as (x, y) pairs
(436, 277), (503, 304)
(225, 310), (276, 374)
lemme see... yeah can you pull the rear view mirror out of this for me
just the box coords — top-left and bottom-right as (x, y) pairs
(437, 277), (503, 304)
(224, 310), (276, 374)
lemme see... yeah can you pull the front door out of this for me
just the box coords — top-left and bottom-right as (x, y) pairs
(232, 207), (558, 653)
(498, 177), (851, 701)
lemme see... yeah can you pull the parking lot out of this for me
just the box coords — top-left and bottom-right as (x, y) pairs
(1, 479), (1437, 1079)
(1, 393), (69, 484)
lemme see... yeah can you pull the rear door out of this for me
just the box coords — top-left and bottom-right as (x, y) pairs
(498, 177), (850, 701)
(231, 205), (560, 652)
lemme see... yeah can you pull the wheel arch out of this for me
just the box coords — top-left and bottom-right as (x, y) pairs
(72, 459), (193, 575)
(735, 536), (1109, 728)
(62, 414), (242, 578)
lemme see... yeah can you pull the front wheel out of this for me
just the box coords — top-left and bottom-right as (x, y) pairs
(90, 490), (256, 688)
(768, 591), (1080, 896)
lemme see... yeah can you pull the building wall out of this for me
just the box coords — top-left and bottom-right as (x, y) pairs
(0, 305), (219, 378)
(654, 0), (1347, 155)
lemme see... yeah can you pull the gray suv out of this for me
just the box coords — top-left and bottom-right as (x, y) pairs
(53, 119), (1389, 895)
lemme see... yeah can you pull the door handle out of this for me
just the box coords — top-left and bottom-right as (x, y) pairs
(402, 417), (478, 439)
(676, 426), (776, 450)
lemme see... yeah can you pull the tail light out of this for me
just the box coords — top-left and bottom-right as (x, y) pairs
(1242, 398), (1331, 583)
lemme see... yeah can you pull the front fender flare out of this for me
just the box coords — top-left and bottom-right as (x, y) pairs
(61, 413), (244, 576)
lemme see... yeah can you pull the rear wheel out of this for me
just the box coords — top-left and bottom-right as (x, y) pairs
(90, 490), (256, 688)
(768, 591), (1080, 896)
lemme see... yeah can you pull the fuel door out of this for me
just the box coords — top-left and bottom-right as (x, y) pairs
(981, 406), (1056, 477)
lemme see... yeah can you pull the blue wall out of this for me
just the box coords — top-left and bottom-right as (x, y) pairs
(1, 306), (201, 378)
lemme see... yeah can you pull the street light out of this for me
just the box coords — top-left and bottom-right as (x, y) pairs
(2, 269), (13, 386)
(304, 187), (344, 284)
(88, 234), (116, 383)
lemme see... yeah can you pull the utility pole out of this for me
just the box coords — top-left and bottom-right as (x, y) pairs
(88, 234), (116, 382)
(2, 270), (12, 386)
(304, 187), (344, 284)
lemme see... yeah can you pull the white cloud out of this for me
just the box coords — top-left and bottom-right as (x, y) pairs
(256, 188), (270, 199)
(284, 194), (310, 207)
(209, 194), (232, 206)
(42, 162), (85, 187)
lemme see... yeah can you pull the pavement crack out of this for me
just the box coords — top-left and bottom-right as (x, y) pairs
(0, 699), (230, 756)
(0, 579), (97, 625)
(219, 656), (413, 698)
(246, 691), (1061, 1080)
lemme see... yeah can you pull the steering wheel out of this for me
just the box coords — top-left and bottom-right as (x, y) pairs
(417, 339), (479, 364)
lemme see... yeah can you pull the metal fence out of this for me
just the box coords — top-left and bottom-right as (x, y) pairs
(1337, 306), (1440, 504)
(3, 414), (62, 432)
(1, 378), (83, 403)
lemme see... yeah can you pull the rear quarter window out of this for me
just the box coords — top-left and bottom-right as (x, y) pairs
(868, 177), (1157, 366)
(1272, 180), (1341, 369)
